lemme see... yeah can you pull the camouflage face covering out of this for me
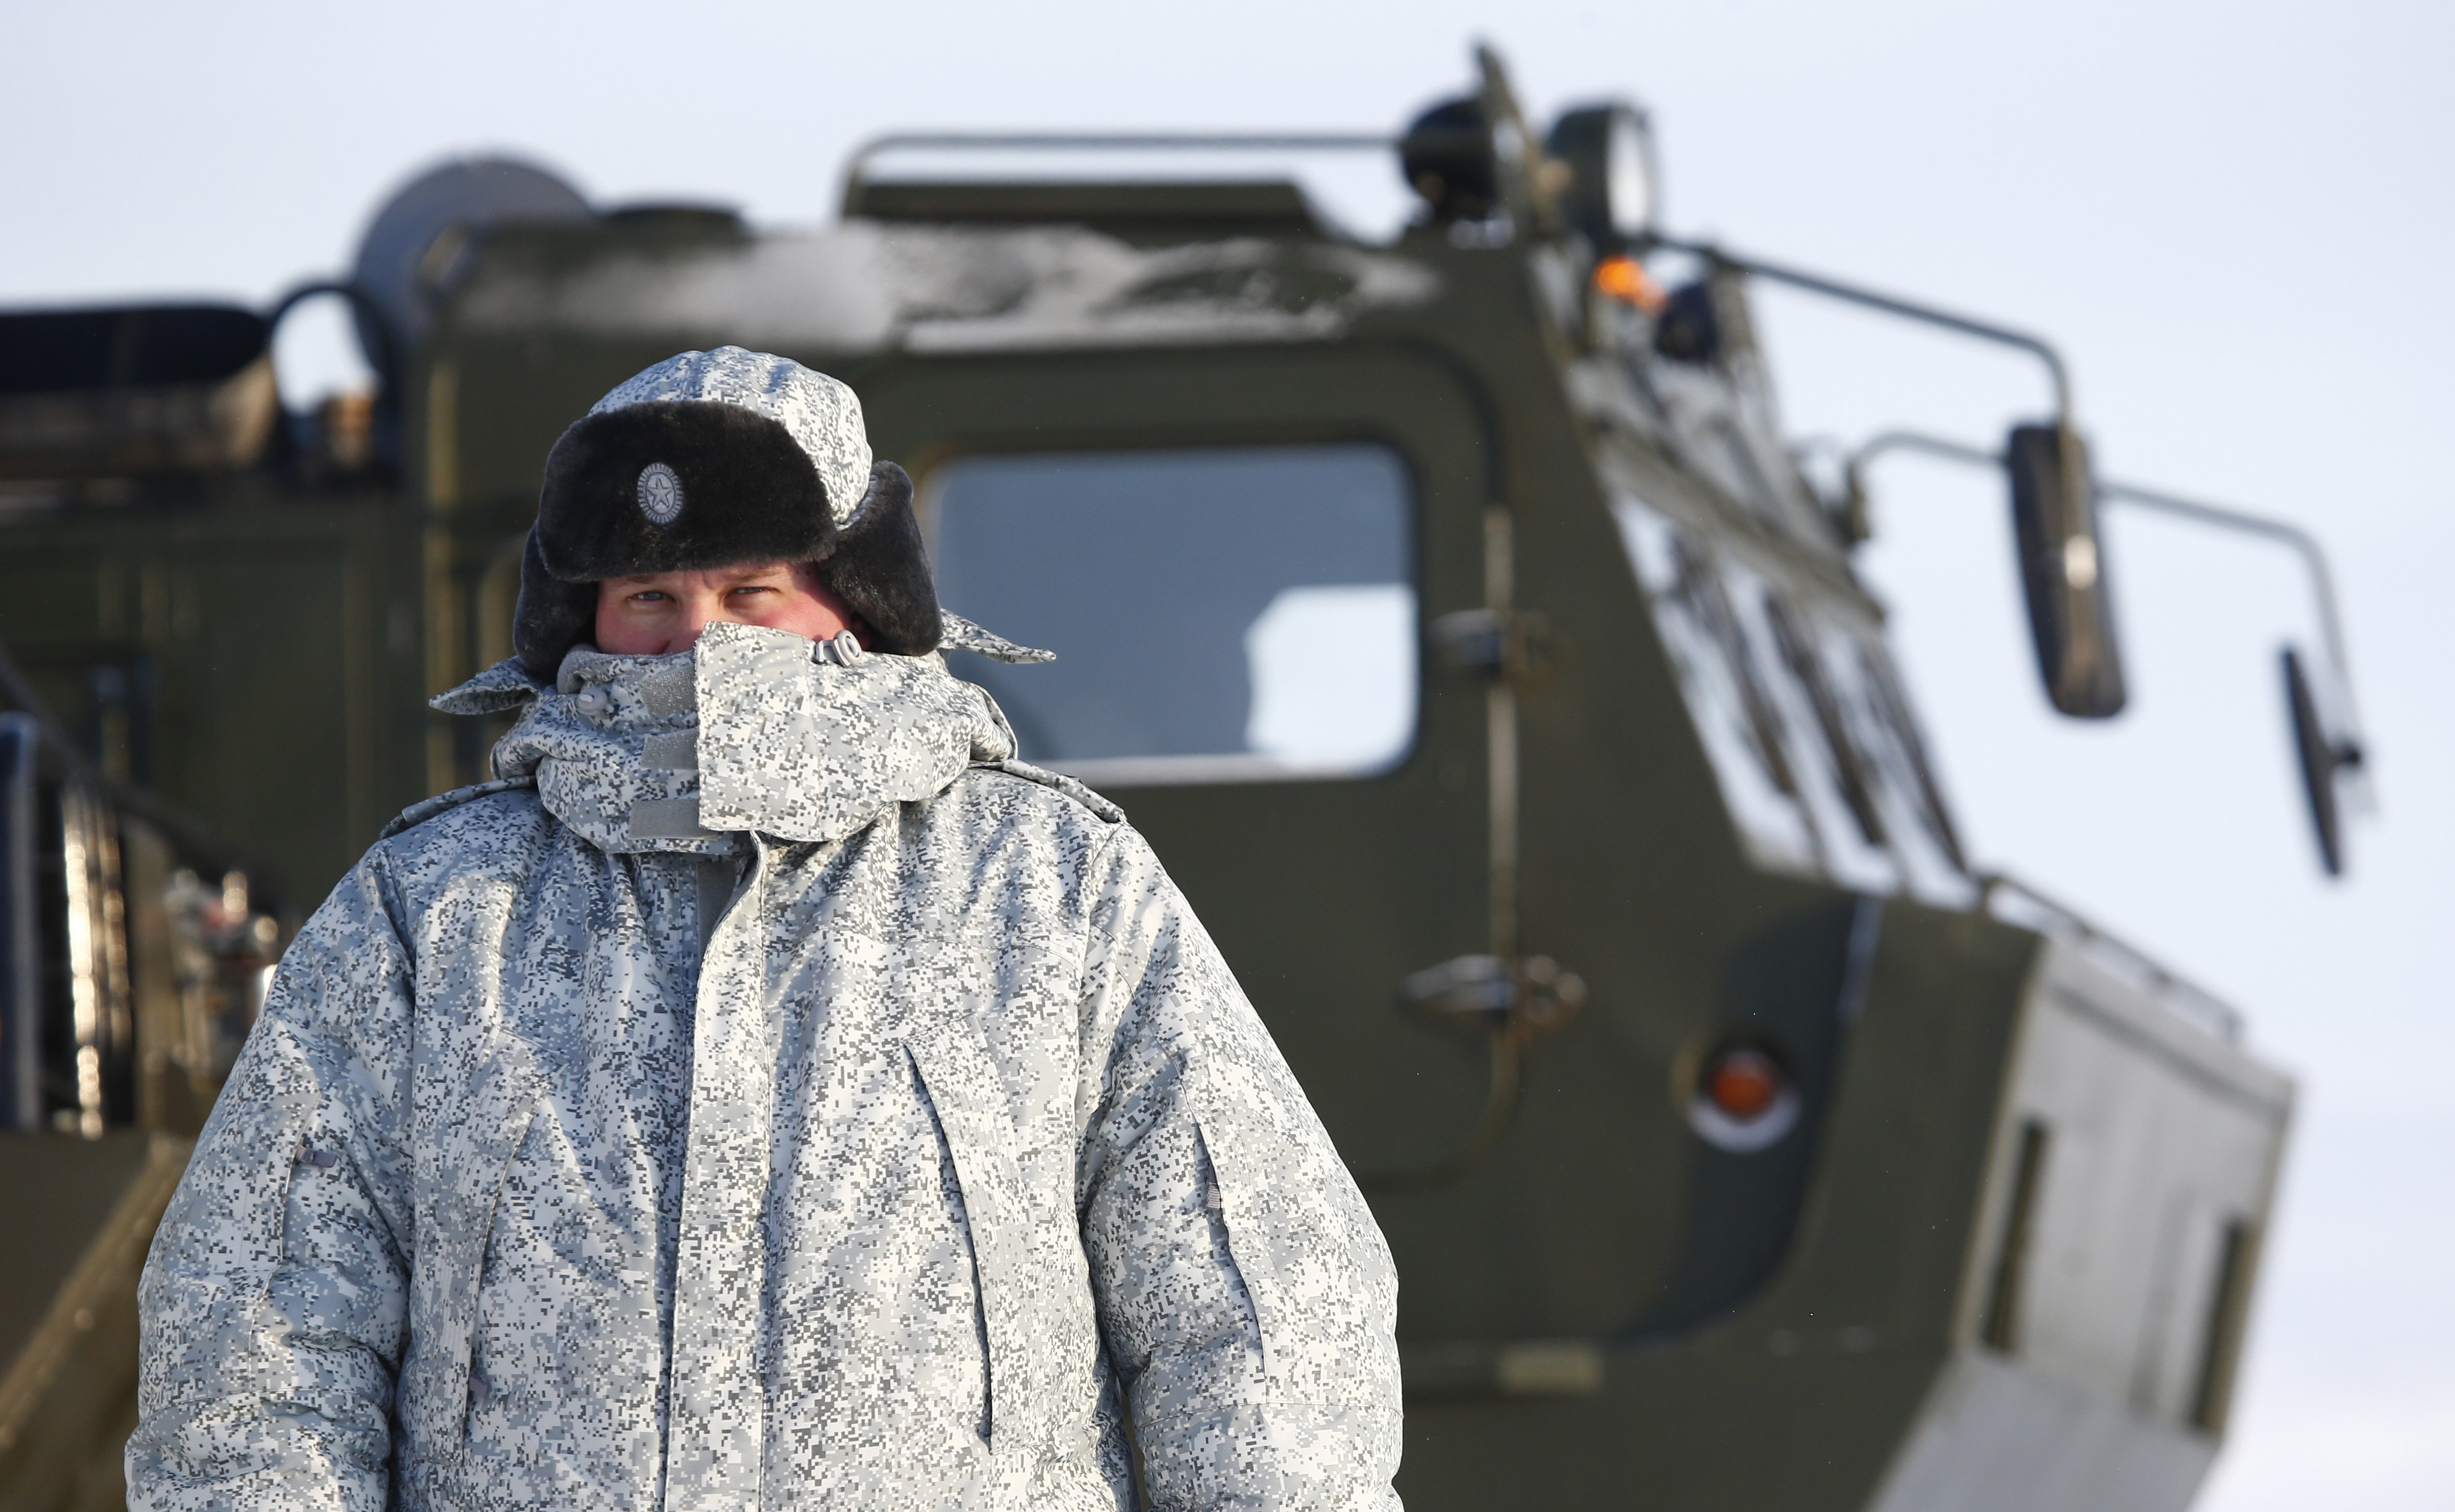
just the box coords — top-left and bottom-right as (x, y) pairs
(479, 624), (1024, 855)
(128, 626), (1403, 1511)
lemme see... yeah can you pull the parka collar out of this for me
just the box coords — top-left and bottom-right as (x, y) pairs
(433, 622), (1018, 854)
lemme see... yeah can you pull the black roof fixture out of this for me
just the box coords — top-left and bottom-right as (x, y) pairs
(1545, 102), (1659, 250)
(1399, 98), (1499, 225)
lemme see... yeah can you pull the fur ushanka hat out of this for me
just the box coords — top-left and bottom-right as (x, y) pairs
(513, 347), (940, 678)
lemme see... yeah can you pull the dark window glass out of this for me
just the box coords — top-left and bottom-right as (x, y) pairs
(926, 444), (1417, 783)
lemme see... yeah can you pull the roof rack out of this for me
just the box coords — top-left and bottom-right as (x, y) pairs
(845, 129), (1393, 176)
(841, 131), (1396, 236)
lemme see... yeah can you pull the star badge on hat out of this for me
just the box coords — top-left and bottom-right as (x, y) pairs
(637, 461), (684, 524)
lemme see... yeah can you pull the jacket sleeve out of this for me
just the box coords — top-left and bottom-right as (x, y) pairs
(126, 852), (418, 1512)
(1075, 825), (1403, 1511)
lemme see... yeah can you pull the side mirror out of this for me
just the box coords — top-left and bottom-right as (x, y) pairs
(2282, 646), (2362, 876)
(2006, 422), (2127, 717)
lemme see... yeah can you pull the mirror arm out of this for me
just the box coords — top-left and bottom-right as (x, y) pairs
(2094, 479), (2363, 745)
(1849, 428), (2000, 475)
(1847, 429), (2366, 749)
(1647, 238), (2074, 422)
(1839, 429), (2000, 544)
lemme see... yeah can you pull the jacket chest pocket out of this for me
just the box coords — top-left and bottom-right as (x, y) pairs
(400, 1049), (545, 1459)
(906, 1033), (1083, 1467)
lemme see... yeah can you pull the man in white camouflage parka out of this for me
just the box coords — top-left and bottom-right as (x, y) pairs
(127, 347), (1405, 1511)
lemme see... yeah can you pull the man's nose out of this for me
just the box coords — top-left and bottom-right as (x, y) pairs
(675, 598), (720, 651)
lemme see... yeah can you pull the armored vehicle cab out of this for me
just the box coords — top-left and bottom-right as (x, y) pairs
(0, 48), (2340, 1512)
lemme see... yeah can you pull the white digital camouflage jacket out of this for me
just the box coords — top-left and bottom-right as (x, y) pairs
(127, 621), (1403, 1511)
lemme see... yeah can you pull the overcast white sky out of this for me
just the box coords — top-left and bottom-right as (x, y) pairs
(6, 2), (2448, 1505)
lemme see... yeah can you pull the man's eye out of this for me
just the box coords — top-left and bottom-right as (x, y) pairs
(631, 591), (668, 604)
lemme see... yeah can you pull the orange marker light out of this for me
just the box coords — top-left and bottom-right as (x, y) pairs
(1593, 254), (1667, 315)
(1706, 1048), (1782, 1122)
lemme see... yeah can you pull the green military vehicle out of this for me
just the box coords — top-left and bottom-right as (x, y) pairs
(0, 46), (2354, 1512)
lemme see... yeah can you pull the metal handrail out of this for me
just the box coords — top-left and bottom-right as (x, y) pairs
(2096, 478), (2361, 733)
(843, 131), (1397, 195)
(852, 131), (1394, 155)
(1648, 238), (2076, 422)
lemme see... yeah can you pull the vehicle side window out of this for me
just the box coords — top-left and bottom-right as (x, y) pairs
(924, 445), (1417, 784)
(1613, 492), (1972, 905)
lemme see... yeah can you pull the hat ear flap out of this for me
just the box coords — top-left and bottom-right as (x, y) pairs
(514, 528), (599, 679)
(822, 462), (942, 656)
